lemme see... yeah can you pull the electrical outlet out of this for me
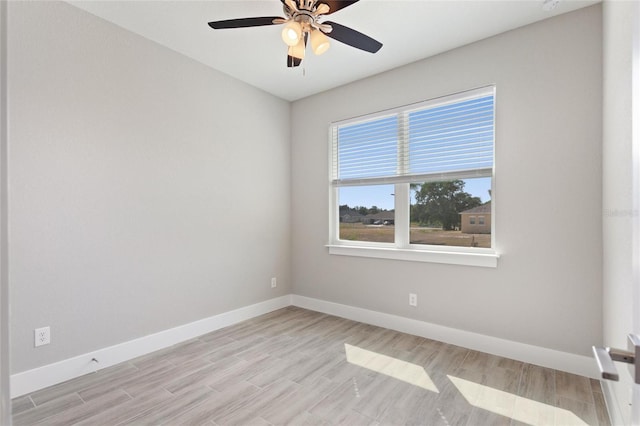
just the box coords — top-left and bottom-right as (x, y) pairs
(409, 293), (418, 307)
(271, 277), (277, 288)
(34, 326), (50, 347)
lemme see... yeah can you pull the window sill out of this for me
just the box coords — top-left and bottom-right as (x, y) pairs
(326, 244), (499, 268)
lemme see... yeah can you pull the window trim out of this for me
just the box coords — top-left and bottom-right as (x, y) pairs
(327, 86), (499, 268)
(326, 244), (499, 268)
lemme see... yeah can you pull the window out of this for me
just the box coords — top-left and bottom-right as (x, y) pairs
(328, 86), (497, 267)
(478, 216), (485, 225)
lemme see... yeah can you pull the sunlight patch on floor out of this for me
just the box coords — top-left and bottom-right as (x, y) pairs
(344, 343), (439, 393)
(448, 375), (588, 425)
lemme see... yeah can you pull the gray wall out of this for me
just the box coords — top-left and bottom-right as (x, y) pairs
(291, 5), (603, 357)
(8, 1), (291, 373)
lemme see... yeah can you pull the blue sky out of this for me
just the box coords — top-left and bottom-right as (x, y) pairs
(339, 177), (491, 211)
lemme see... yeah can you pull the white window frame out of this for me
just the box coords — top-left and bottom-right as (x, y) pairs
(327, 87), (498, 268)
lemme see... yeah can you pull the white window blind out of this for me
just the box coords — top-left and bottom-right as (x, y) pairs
(331, 86), (495, 186)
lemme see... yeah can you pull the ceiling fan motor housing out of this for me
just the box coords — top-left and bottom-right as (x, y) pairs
(283, 0), (332, 33)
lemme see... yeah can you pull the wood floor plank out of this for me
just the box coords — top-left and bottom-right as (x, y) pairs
(320, 357), (368, 384)
(119, 385), (216, 425)
(460, 349), (502, 372)
(308, 373), (376, 423)
(232, 333), (295, 361)
(555, 395), (599, 426)
(485, 365), (523, 394)
(78, 360), (175, 402)
(167, 381), (259, 425)
(205, 336), (268, 360)
(164, 356), (244, 395)
(260, 376), (340, 425)
(467, 406), (513, 426)
(416, 373), (475, 426)
(34, 389), (131, 426)
(518, 363), (556, 405)
(425, 343), (470, 376)
(29, 362), (138, 406)
(284, 410), (336, 426)
(10, 395), (34, 416)
(556, 370), (594, 404)
(73, 388), (174, 426)
(123, 356), (212, 398)
(162, 339), (220, 366)
(13, 393), (83, 426)
(590, 378), (603, 394)
(286, 351), (344, 385)
(497, 356), (525, 373)
(593, 389), (611, 426)
(511, 395), (556, 425)
(212, 379), (301, 425)
(336, 409), (378, 425)
(352, 374), (410, 421)
(207, 354), (280, 391)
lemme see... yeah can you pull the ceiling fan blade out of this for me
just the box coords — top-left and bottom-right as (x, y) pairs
(280, 0), (298, 11)
(208, 17), (281, 29)
(323, 21), (382, 53)
(317, 1), (360, 14)
(287, 55), (302, 67)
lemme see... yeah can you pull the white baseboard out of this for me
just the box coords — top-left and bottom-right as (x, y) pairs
(291, 294), (599, 379)
(12, 293), (600, 398)
(10, 295), (292, 398)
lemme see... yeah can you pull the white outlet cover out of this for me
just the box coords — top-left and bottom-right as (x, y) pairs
(34, 326), (51, 347)
(409, 293), (418, 307)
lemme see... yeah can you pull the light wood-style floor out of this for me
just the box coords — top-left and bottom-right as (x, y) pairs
(12, 306), (610, 425)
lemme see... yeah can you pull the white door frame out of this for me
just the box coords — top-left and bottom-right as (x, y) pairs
(632, 0), (640, 422)
(0, 0), (10, 423)
(602, 1), (640, 424)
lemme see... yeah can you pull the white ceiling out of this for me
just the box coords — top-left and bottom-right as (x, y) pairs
(67, 0), (599, 101)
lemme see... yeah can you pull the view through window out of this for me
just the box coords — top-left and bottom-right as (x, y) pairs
(331, 86), (495, 253)
(409, 177), (491, 248)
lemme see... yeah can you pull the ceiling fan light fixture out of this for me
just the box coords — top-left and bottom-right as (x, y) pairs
(207, 0), (383, 68)
(288, 37), (306, 59)
(281, 21), (302, 46)
(310, 30), (330, 55)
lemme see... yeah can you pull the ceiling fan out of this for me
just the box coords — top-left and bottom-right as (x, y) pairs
(207, 0), (383, 68)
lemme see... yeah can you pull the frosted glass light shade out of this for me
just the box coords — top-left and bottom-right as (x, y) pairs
(281, 21), (302, 46)
(288, 37), (306, 59)
(311, 30), (330, 55)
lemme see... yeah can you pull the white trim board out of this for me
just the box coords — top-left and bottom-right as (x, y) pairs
(12, 293), (599, 398)
(10, 295), (292, 398)
(602, 376), (631, 426)
(291, 295), (599, 379)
